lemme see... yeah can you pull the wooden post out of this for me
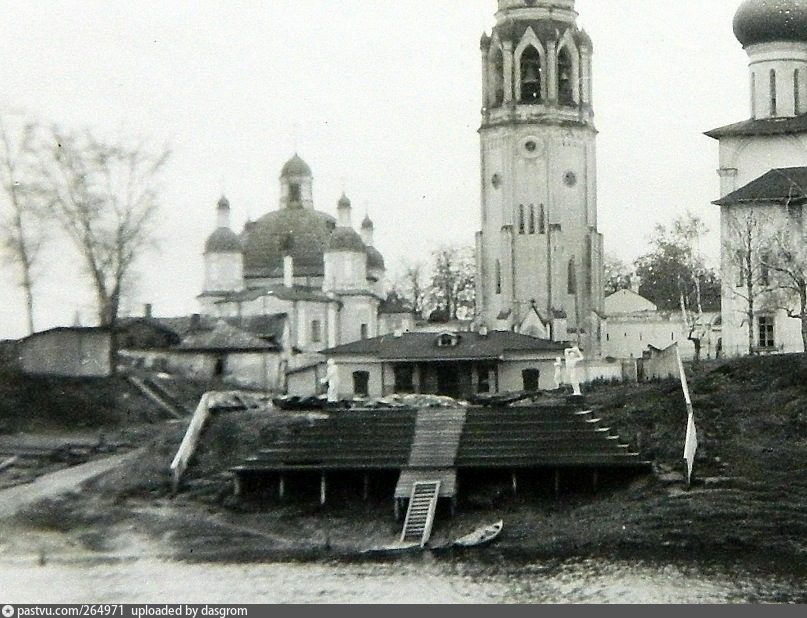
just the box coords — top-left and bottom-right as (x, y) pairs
(511, 471), (518, 496)
(554, 469), (561, 499)
(451, 496), (457, 517)
(278, 474), (285, 500)
(394, 498), (401, 521)
(233, 474), (242, 498)
(363, 473), (370, 502)
(320, 472), (327, 506)
(592, 469), (599, 493)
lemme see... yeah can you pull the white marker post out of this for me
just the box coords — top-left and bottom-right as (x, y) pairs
(675, 344), (699, 487)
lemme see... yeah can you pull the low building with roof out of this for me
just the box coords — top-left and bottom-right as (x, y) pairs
(318, 330), (568, 401)
(20, 327), (112, 378)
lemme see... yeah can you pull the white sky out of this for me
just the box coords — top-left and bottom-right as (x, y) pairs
(0, 0), (748, 339)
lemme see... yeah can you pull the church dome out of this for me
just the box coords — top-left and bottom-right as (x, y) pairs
(734, 0), (807, 47)
(280, 154), (312, 178)
(366, 246), (385, 270)
(361, 214), (374, 230)
(205, 227), (243, 254)
(327, 227), (366, 253)
(242, 207), (336, 278)
(338, 193), (352, 208)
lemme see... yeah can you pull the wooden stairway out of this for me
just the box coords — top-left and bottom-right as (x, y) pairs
(400, 480), (441, 547)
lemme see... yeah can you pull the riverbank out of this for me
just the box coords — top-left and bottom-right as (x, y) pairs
(2, 354), (807, 567)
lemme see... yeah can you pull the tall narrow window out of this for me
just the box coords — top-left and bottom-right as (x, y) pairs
(558, 47), (575, 105)
(360, 323), (368, 340)
(538, 204), (546, 234)
(795, 69), (801, 115)
(289, 183), (301, 202)
(585, 236), (593, 294)
(567, 258), (577, 295)
(495, 259), (502, 295)
(311, 320), (322, 343)
(761, 253), (771, 287)
(518, 204), (526, 234)
(520, 46), (542, 104)
(751, 72), (756, 117)
(492, 48), (505, 107)
(528, 205), (536, 234)
(758, 316), (775, 350)
(770, 69), (778, 116)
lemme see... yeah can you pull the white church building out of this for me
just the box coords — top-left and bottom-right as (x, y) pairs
(707, 0), (807, 357)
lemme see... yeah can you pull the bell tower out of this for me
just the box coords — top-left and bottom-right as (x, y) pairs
(476, 0), (603, 352)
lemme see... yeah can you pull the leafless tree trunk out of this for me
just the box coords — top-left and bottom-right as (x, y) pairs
(762, 222), (807, 352)
(725, 210), (770, 356)
(35, 127), (169, 328)
(0, 119), (45, 334)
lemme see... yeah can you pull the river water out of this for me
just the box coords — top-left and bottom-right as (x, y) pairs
(2, 551), (805, 603)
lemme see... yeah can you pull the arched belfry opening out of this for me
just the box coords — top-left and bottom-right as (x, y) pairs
(558, 47), (575, 106)
(520, 46), (543, 104)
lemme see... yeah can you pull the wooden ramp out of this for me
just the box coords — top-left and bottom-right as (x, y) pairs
(400, 480), (441, 547)
(395, 407), (466, 499)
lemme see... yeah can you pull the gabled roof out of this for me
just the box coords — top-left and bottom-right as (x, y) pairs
(154, 313), (288, 343)
(322, 330), (566, 361)
(705, 114), (807, 139)
(177, 321), (278, 352)
(713, 167), (807, 206)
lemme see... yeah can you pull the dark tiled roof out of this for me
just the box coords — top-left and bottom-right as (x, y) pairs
(205, 227), (242, 254)
(713, 167), (807, 206)
(366, 246), (385, 270)
(154, 313), (288, 343)
(177, 321), (278, 352)
(705, 114), (807, 139)
(242, 207), (336, 279)
(734, 0), (807, 47)
(327, 227), (365, 253)
(322, 330), (566, 361)
(280, 154), (311, 178)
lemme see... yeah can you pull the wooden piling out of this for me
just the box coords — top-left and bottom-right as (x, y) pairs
(233, 474), (242, 498)
(363, 473), (370, 502)
(554, 469), (561, 499)
(278, 474), (285, 500)
(394, 498), (401, 522)
(592, 469), (599, 493)
(511, 471), (518, 496)
(320, 472), (327, 506)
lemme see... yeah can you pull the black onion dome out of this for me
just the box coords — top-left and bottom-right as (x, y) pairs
(734, 0), (807, 46)
(361, 214), (374, 229)
(366, 246), (385, 270)
(280, 154), (312, 178)
(338, 193), (352, 208)
(327, 227), (366, 253)
(242, 208), (336, 278)
(205, 228), (242, 254)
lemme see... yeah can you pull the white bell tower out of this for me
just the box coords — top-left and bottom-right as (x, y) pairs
(476, 0), (603, 352)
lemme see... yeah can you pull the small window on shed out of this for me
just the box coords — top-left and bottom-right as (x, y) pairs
(436, 333), (460, 348)
(353, 371), (370, 397)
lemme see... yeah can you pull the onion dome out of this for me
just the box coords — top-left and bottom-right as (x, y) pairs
(361, 214), (374, 230)
(366, 246), (385, 270)
(338, 193), (352, 209)
(734, 0), (807, 47)
(280, 154), (312, 178)
(327, 227), (366, 253)
(205, 227), (242, 254)
(242, 207), (336, 278)
(576, 28), (593, 50)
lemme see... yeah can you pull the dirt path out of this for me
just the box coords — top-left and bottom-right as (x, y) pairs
(0, 449), (143, 519)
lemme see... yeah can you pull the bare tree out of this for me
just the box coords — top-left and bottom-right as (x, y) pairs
(389, 259), (428, 318)
(724, 209), (772, 355)
(0, 118), (46, 334)
(603, 253), (632, 296)
(427, 244), (476, 321)
(761, 222), (807, 352)
(36, 127), (170, 327)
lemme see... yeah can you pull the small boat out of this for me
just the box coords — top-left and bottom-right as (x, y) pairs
(453, 520), (503, 548)
(361, 542), (421, 556)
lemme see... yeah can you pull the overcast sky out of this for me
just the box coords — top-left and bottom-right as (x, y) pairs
(0, 0), (748, 339)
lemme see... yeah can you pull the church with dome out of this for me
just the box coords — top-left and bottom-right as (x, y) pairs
(708, 0), (807, 356)
(199, 155), (412, 359)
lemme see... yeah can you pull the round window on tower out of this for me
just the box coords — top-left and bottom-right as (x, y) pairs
(563, 170), (578, 187)
(519, 136), (544, 159)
